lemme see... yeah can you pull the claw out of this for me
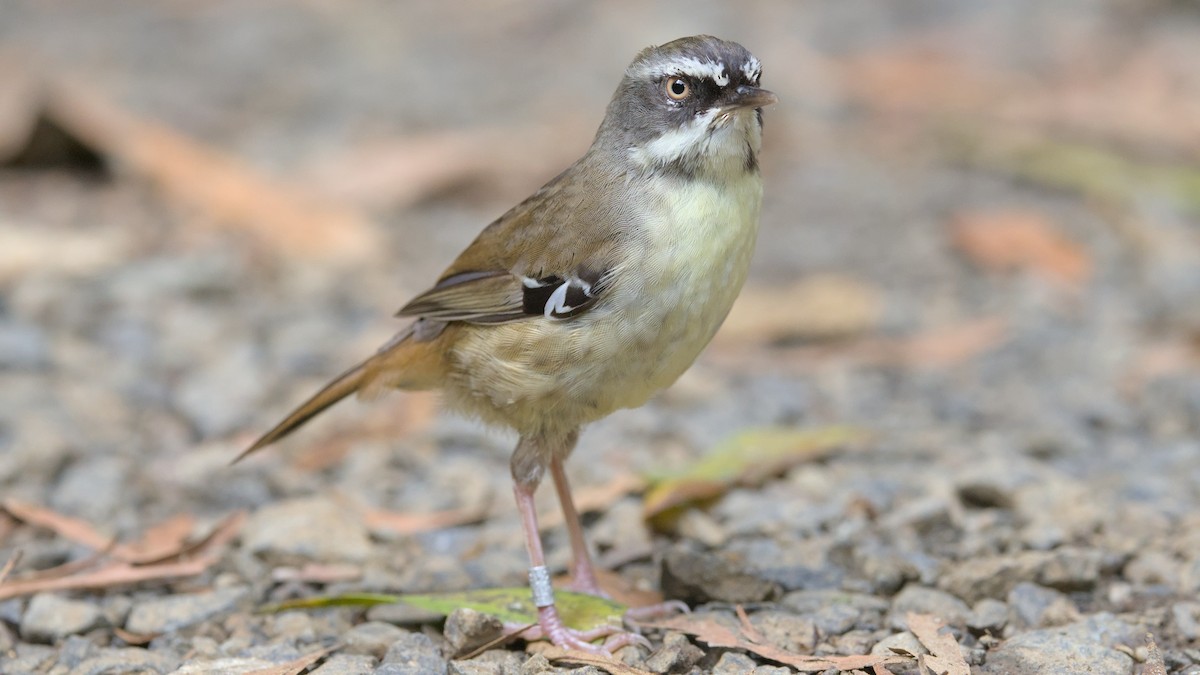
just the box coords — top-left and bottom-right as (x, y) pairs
(515, 604), (651, 655)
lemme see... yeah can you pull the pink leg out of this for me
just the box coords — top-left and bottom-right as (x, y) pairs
(550, 457), (604, 596)
(548, 458), (690, 624)
(512, 480), (649, 654)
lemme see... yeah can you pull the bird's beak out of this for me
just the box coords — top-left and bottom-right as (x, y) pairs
(726, 85), (778, 111)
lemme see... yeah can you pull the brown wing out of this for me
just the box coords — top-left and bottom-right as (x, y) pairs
(395, 162), (625, 325)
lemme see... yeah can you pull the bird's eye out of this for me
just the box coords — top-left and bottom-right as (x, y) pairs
(665, 76), (690, 100)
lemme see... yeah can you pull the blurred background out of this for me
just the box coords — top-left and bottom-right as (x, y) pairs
(2, 0), (1200, 671)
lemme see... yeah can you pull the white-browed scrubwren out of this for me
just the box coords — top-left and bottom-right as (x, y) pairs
(240, 35), (777, 654)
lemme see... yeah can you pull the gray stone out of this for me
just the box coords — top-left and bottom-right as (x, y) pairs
(174, 343), (266, 437)
(968, 598), (1009, 634)
(1007, 582), (1079, 629)
(780, 589), (888, 635)
(660, 548), (779, 605)
(1124, 550), (1182, 588)
(0, 319), (49, 370)
(939, 549), (1104, 603)
(643, 631), (703, 674)
(67, 647), (178, 675)
(172, 657), (278, 674)
(20, 593), (104, 642)
(379, 631), (447, 674)
(0, 597), (23, 625)
(344, 621), (408, 659)
(50, 455), (128, 521)
(751, 667), (795, 675)
(1033, 548), (1108, 592)
(870, 630), (925, 657)
(443, 608), (504, 654)
(125, 586), (248, 634)
(448, 649), (525, 675)
(55, 635), (99, 668)
(711, 651), (758, 674)
(311, 654), (378, 675)
(242, 496), (372, 562)
(880, 495), (954, 533)
(889, 584), (971, 629)
(980, 614), (1137, 675)
(4, 643), (57, 673)
(1173, 602), (1200, 641)
(748, 610), (818, 652)
(518, 653), (553, 674)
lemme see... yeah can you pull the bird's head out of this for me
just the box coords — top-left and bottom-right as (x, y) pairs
(598, 35), (777, 179)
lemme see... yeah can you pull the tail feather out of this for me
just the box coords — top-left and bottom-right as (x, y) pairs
(233, 361), (367, 464)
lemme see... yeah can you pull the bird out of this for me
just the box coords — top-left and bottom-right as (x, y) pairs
(240, 35), (776, 653)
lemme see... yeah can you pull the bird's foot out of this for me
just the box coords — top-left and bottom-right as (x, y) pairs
(559, 572), (690, 626)
(513, 604), (650, 655)
(561, 574), (608, 597)
(624, 600), (690, 623)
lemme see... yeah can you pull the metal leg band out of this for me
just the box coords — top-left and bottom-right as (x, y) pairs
(528, 565), (555, 608)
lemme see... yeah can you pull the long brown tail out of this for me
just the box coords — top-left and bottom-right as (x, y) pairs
(233, 361), (368, 463)
(234, 324), (449, 464)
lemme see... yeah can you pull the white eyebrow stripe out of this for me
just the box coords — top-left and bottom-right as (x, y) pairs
(639, 57), (730, 86)
(742, 56), (761, 83)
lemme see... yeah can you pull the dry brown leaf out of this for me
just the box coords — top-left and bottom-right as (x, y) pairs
(1119, 338), (1200, 396)
(299, 132), (495, 209)
(540, 647), (653, 675)
(3, 498), (114, 551)
(707, 317), (1009, 376)
(539, 473), (646, 530)
(0, 512), (15, 546)
(120, 514), (196, 564)
(906, 613), (969, 675)
(949, 210), (1092, 287)
(0, 550), (20, 585)
(717, 275), (883, 346)
(735, 605), (765, 644)
(112, 626), (157, 646)
(838, 35), (1200, 156)
(648, 615), (904, 672)
(362, 505), (486, 536)
(884, 317), (1010, 369)
(553, 568), (663, 611)
(271, 563), (362, 585)
(244, 645), (336, 675)
(0, 511), (245, 601)
(36, 80), (379, 261)
(17, 546), (114, 583)
(873, 664), (897, 675)
(839, 43), (1027, 118)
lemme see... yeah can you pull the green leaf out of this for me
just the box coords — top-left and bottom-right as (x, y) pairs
(261, 588), (625, 631)
(642, 426), (868, 520)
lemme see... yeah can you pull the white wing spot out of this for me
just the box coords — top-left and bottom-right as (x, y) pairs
(544, 282), (573, 318)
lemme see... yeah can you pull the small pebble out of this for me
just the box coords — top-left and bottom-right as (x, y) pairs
(20, 593), (103, 643)
(342, 621), (407, 659)
(643, 631), (703, 674)
(888, 584), (971, 629)
(125, 587), (248, 635)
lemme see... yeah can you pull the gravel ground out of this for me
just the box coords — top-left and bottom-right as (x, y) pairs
(2, 2), (1200, 674)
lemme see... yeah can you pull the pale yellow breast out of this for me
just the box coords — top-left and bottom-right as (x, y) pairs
(446, 170), (762, 438)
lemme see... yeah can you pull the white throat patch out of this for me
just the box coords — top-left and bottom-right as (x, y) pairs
(628, 106), (760, 176)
